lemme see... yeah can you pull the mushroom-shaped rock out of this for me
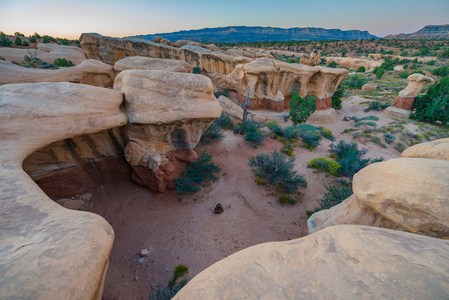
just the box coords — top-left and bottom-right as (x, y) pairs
(385, 73), (435, 119)
(113, 56), (193, 74)
(114, 70), (222, 192)
(401, 138), (449, 161)
(174, 225), (449, 299)
(0, 82), (127, 299)
(0, 59), (116, 87)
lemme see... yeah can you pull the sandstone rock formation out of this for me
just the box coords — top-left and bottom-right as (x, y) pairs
(0, 82), (127, 299)
(113, 56), (193, 74)
(151, 36), (174, 46)
(217, 95), (244, 122)
(308, 139), (449, 239)
(325, 57), (381, 70)
(0, 59), (116, 87)
(384, 73), (435, 119)
(174, 225), (449, 299)
(0, 44), (85, 65)
(114, 70), (222, 192)
(80, 33), (252, 75)
(361, 83), (377, 91)
(299, 52), (321, 66)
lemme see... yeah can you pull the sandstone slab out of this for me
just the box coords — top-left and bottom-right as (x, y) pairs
(175, 225), (449, 299)
(0, 44), (85, 65)
(217, 95), (244, 121)
(114, 56), (193, 74)
(401, 138), (449, 161)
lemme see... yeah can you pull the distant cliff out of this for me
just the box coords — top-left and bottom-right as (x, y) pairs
(136, 26), (377, 43)
(385, 24), (449, 40)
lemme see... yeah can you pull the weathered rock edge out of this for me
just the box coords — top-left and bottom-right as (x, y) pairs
(174, 225), (449, 299)
(0, 83), (127, 299)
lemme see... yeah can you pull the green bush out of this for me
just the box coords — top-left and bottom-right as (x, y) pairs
(412, 58), (419, 63)
(14, 36), (22, 46)
(375, 67), (385, 79)
(0, 34), (12, 47)
(244, 127), (266, 147)
(439, 48), (449, 59)
(411, 77), (449, 124)
(400, 51), (408, 56)
(283, 126), (300, 141)
(289, 91), (316, 125)
(411, 70), (425, 75)
(278, 194), (298, 205)
(403, 64), (408, 69)
(330, 140), (383, 179)
(53, 58), (74, 67)
(432, 66), (449, 77)
(317, 181), (352, 210)
(215, 113), (234, 130)
(248, 150), (307, 194)
(381, 59), (395, 71)
(22, 41), (29, 47)
(28, 36), (36, 43)
(356, 66), (366, 73)
(149, 266), (189, 299)
(327, 61), (337, 68)
(332, 85), (344, 110)
(200, 122), (225, 145)
(192, 66), (201, 74)
(308, 157), (341, 176)
(364, 101), (390, 112)
(14, 32), (24, 37)
(42, 36), (50, 43)
(356, 115), (379, 121)
(266, 121), (284, 137)
(0, 56), (5, 60)
(319, 126), (336, 141)
(175, 152), (221, 195)
(426, 60), (436, 66)
(170, 265), (189, 289)
(398, 71), (409, 79)
(341, 74), (368, 89)
(214, 89), (229, 98)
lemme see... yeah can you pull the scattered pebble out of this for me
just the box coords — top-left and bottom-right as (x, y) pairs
(214, 203), (224, 214)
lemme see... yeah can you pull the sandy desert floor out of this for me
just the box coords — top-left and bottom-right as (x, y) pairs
(80, 97), (402, 299)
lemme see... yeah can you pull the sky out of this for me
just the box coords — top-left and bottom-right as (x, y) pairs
(0, 0), (448, 39)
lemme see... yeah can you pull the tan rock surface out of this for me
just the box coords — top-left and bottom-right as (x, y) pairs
(114, 56), (193, 74)
(0, 59), (116, 87)
(361, 83), (377, 91)
(151, 36), (174, 46)
(0, 44), (85, 65)
(0, 82), (127, 299)
(217, 95), (244, 121)
(401, 138), (449, 161)
(353, 158), (449, 238)
(325, 57), (382, 69)
(175, 225), (449, 300)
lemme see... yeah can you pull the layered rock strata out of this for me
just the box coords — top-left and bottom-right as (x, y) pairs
(0, 82), (127, 299)
(114, 70), (222, 192)
(174, 225), (449, 299)
(384, 73), (434, 119)
(0, 59), (116, 87)
(308, 139), (449, 239)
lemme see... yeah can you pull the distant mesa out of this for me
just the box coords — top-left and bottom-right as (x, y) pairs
(134, 26), (378, 43)
(385, 24), (449, 40)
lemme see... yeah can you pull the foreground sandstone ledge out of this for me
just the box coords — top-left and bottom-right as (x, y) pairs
(175, 225), (449, 299)
(0, 83), (127, 299)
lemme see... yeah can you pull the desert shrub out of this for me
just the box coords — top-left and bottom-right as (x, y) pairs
(327, 61), (337, 68)
(53, 58), (74, 67)
(266, 121), (284, 136)
(42, 36), (50, 43)
(192, 66), (201, 74)
(28, 36), (36, 43)
(213, 89), (229, 98)
(0, 56), (4, 60)
(398, 71), (409, 78)
(356, 115), (379, 121)
(278, 194), (298, 205)
(22, 41), (29, 47)
(308, 157), (341, 176)
(412, 58), (419, 63)
(375, 67), (385, 79)
(411, 77), (449, 124)
(317, 181), (352, 210)
(244, 127), (266, 147)
(432, 66), (449, 77)
(319, 127), (336, 141)
(0, 34), (12, 47)
(248, 150), (307, 194)
(384, 132), (397, 143)
(300, 130), (321, 149)
(200, 122), (225, 145)
(341, 74), (368, 89)
(439, 48), (449, 59)
(232, 123), (240, 134)
(354, 121), (377, 127)
(403, 64), (408, 69)
(149, 265), (189, 300)
(283, 126), (300, 141)
(170, 265), (189, 289)
(58, 38), (70, 46)
(215, 113), (234, 130)
(175, 152), (221, 195)
(381, 59), (395, 71)
(395, 142), (408, 152)
(289, 91), (316, 125)
(364, 101), (390, 112)
(426, 60), (436, 66)
(410, 63), (418, 69)
(400, 51), (408, 56)
(330, 140), (383, 179)
(14, 36), (22, 46)
(332, 85), (344, 110)
(356, 66), (366, 73)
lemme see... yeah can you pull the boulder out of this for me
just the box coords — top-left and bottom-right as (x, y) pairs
(401, 138), (449, 161)
(114, 56), (193, 74)
(114, 70), (222, 192)
(217, 95), (244, 122)
(174, 225), (449, 299)
(361, 83), (377, 91)
(0, 82), (127, 299)
(0, 44), (85, 65)
(173, 39), (190, 48)
(0, 59), (116, 87)
(151, 36), (174, 46)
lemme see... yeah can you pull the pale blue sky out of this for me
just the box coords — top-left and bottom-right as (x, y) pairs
(0, 0), (448, 39)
